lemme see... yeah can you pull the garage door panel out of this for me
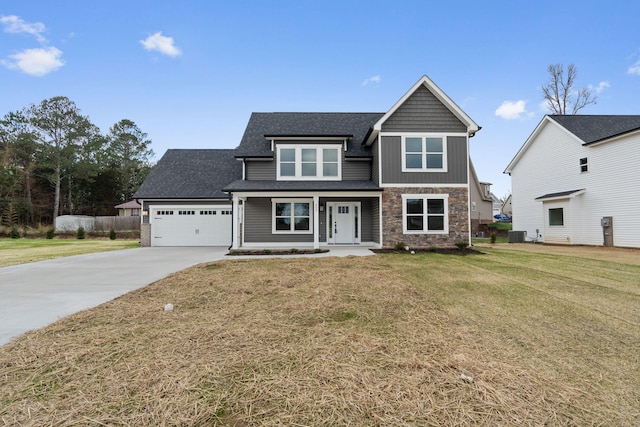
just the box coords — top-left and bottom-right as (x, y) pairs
(151, 206), (231, 247)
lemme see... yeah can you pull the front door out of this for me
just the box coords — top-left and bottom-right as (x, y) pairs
(327, 202), (361, 244)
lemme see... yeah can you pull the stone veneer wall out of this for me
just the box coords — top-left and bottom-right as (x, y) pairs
(381, 187), (469, 248)
(140, 223), (151, 247)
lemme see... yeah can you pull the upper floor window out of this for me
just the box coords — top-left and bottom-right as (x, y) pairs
(277, 145), (341, 180)
(402, 136), (447, 172)
(580, 157), (588, 173)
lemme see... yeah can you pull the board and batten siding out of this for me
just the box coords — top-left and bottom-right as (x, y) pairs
(380, 135), (467, 185)
(381, 85), (467, 133)
(510, 119), (640, 247)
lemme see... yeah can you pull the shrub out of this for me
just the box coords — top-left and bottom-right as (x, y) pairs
(109, 228), (117, 240)
(263, 249), (272, 254)
(394, 241), (406, 251)
(455, 241), (468, 251)
(46, 228), (55, 239)
(77, 226), (86, 240)
(290, 248), (298, 253)
(490, 233), (497, 244)
(10, 226), (20, 239)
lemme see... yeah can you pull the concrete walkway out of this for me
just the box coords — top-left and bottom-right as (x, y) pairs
(0, 246), (374, 347)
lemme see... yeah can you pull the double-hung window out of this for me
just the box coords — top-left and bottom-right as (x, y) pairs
(402, 135), (447, 172)
(277, 145), (341, 180)
(272, 199), (312, 234)
(402, 194), (448, 234)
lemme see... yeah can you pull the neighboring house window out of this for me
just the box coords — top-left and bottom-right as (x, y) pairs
(277, 145), (341, 180)
(402, 194), (449, 234)
(132, 208), (140, 216)
(549, 208), (564, 226)
(402, 136), (447, 172)
(272, 199), (312, 234)
(580, 157), (588, 173)
(471, 202), (477, 212)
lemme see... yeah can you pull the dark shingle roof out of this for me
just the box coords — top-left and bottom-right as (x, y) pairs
(134, 149), (242, 199)
(550, 115), (640, 145)
(235, 112), (384, 158)
(224, 180), (380, 192)
(535, 189), (585, 200)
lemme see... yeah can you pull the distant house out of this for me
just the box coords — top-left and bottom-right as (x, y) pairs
(490, 193), (503, 217)
(502, 194), (512, 215)
(115, 200), (141, 217)
(468, 161), (493, 234)
(135, 75), (482, 248)
(504, 115), (640, 247)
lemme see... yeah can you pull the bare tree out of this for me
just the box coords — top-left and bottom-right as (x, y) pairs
(542, 64), (597, 114)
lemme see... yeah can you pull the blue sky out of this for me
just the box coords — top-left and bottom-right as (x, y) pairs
(2, 1), (640, 198)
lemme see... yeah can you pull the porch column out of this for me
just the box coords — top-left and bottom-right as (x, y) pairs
(313, 195), (320, 249)
(232, 194), (240, 250)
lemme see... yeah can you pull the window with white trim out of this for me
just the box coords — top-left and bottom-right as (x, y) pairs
(272, 199), (313, 234)
(580, 157), (588, 173)
(277, 145), (341, 180)
(549, 208), (564, 226)
(402, 194), (449, 234)
(402, 136), (447, 172)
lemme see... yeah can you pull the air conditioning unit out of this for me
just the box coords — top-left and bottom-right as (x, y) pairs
(508, 230), (526, 243)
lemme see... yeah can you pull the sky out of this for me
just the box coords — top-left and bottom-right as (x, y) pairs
(2, 0), (640, 199)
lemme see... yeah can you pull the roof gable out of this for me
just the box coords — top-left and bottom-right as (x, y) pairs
(235, 112), (384, 158)
(372, 75), (479, 136)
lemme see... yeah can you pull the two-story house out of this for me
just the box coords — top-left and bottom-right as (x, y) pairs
(135, 75), (480, 249)
(504, 115), (640, 248)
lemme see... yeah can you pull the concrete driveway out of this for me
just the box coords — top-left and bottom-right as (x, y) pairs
(0, 247), (229, 347)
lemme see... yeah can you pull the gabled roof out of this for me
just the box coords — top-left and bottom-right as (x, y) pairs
(505, 115), (640, 174)
(235, 112), (384, 158)
(368, 75), (480, 143)
(115, 200), (141, 209)
(549, 115), (640, 145)
(133, 149), (242, 199)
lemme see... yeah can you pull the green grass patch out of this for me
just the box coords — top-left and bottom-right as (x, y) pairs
(0, 238), (139, 267)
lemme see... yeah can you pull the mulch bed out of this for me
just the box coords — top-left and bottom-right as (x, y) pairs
(227, 248), (330, 256)
(372, 247), (483, 255)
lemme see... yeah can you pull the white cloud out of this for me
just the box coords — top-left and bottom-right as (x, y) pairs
(628, 60), (640, 75)
(495, 100), (528, 120)
(0, 15), (47, 43)
(1, 47), (64, 76)
(589, 81), (610, 94)
(362, 75), (381, 86)
(140, 32), (182, 57)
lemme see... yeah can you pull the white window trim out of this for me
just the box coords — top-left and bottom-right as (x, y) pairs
(276, 144), (342, 180)
(272, 198), (314, 234)
(401, 194), (449, 235)
(401, 135), (448, 173)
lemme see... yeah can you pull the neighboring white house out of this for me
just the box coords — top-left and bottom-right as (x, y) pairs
(504, 115), (640, 248)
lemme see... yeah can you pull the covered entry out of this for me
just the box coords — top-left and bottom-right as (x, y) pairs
(326, 201), (361, 244)
(150, 205), (232, 246)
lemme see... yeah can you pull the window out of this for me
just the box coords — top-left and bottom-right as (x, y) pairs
(402, 136), (446, 172)
(549, 208), (564, 226)
(402, 194), (448, 234)
(277, 145), (341, 180)
(272, 199), (312, 234)
(580, 157), (588, 173)
(471, 202), (477, 212)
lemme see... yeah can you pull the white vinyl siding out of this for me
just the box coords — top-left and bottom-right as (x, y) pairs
(510, 119), (640, 247)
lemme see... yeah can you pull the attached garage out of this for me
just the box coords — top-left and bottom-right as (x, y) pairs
(150, 205), (232, 247)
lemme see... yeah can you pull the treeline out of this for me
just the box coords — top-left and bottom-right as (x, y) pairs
(0, 96), (154, 227)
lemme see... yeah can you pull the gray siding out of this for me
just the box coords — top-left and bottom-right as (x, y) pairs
(380, 136), (468, 184)
(246, 160), (276, 180)
(371, 138), (380, 185)
(343, 160), (371, 180)
(245, 144), (371, 181)
(244, 198), (313, 243)
(381, 85), (467, 133)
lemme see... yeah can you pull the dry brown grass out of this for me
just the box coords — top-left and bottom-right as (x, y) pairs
(1, 247), (638, 426)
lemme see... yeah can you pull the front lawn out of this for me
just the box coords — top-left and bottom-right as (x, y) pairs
(1, 246), (638, 425)
(0, 238), (139, 267)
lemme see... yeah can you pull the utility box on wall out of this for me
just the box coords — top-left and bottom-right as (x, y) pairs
(601, 216), (613, 247)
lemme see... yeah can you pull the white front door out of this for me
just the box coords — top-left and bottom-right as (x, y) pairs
(327, 202), (361, 244)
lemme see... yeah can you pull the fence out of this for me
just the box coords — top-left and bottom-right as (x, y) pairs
(55, 215), (140, 232)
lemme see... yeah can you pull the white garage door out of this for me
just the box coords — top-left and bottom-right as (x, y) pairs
(151, 206), (232, 247)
